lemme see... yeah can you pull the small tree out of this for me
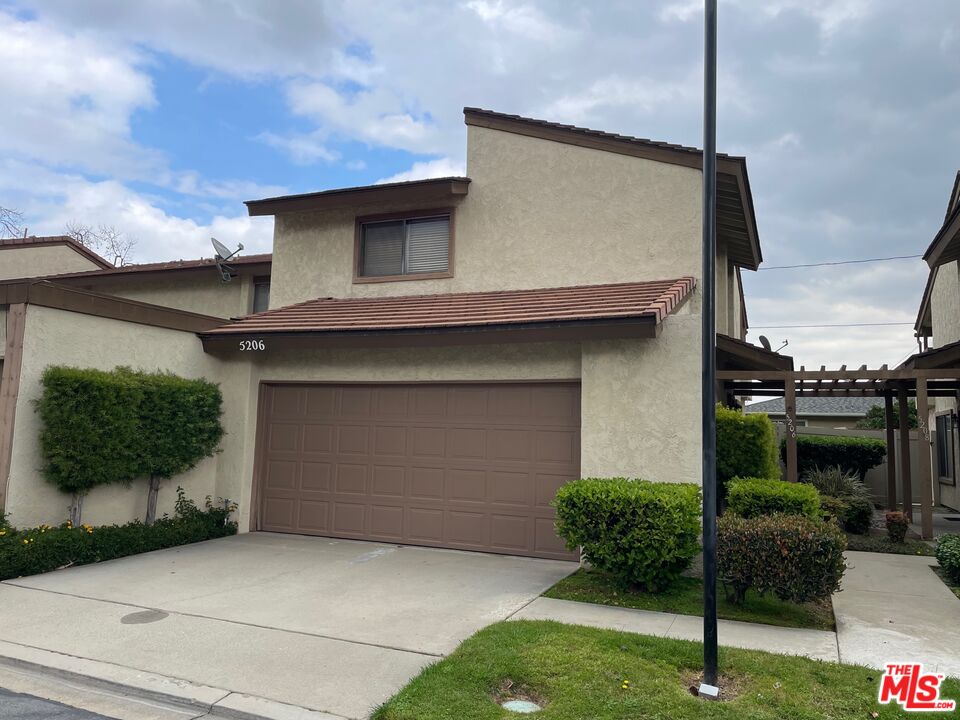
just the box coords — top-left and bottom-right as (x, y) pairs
(125, 370), (224, 524)
(857, 400), (917, 429)
(35, 367), (143, 524)
(1, 205), (24, 237)
(64, 221), (137, 266)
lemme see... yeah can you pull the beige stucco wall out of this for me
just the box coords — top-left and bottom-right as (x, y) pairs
(0, 245), (102, 281)
(581, 311), (701, 482)
(273, 126), (702, 301)
(4, 305), (248, 528)
(83, 274), (254, 319)
(930, 261), (960, 510)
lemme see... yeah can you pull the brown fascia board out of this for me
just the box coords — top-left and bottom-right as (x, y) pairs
(946, 171), (960, 221)
(463, 107), (762, 270)
(716, 333), (794, 372)
(245, 177), (471, 217)
(0, 281), (227, 333)
(900, 338), (960, 370)
(48, 255), (272, 287)
(923, 203), (960, 268)
(915, 266), (936, 337)
(0, 235), (113, 269)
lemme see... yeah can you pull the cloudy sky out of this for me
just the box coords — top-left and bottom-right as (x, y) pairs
(1, 0), (958, 368)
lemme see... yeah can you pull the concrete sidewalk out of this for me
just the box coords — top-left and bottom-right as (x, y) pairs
(510, 597), (841, 661)
(833, 550), (960, 676)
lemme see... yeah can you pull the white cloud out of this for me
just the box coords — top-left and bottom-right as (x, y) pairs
(0, 10), (160, 178)
(464, 0), (575, 44)
(377, 158), (466, 184)
(255, 131), (340, 165)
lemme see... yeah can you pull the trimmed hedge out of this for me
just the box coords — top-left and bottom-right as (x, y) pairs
(36, 367), (144, 495)
(787, 435), (886, 482)
(936, 534), (960, 584)
(553, 478), (701, 591)
(716, 405), (780, 504)
(727, 477), (821, 519)
(36, 366), (224, 524)
(718, 513), (847, 604)
(0, 489), (236, 580)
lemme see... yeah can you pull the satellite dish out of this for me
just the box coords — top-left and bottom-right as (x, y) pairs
(758, 335), (772, 351)
(211, 237), (243, 283)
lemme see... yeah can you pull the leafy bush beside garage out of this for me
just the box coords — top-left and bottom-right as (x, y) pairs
(35, 366), (224, 525)
(553, 478), (701, 591)
(0, 489), (236, 581)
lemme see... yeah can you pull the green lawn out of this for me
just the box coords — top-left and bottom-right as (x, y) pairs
(374, 621), (959, 720)
(544, 569), (834, 631)
(845, 533), (935, 556)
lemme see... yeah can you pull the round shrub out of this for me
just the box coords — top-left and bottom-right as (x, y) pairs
(727, 477), (820, 519)
(819, 495), (848, 526)
(885, 511), (909, 544)
(936, 534), (960, 584)
(718, 513), (847, 605)
(553, 478), (701, 591)
(842, 496), (875, 535)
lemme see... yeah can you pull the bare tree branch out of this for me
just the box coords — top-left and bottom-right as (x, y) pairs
(1, 205), (24, 238)
(63, 222), (138, 266)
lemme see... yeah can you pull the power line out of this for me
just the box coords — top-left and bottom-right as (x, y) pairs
(751, 322), (913, 329)
(758, 254), (922, 270)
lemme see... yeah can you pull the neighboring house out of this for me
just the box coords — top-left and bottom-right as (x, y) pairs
(0, 236), (113, 281)
(745, 396), (884, 429)
(0, 107), (771, 560)
(913, 170), (960, 511)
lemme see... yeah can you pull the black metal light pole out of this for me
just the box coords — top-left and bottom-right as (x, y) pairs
(701, 0), (719, 692)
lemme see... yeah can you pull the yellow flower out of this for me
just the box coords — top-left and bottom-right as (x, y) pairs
(0, 530), (6, 536)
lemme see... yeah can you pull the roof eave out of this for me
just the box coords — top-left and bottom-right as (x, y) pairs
(245, 177), (471, 217)
(923, 204), (960, 268)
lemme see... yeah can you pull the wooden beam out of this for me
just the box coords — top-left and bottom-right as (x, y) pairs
(784, 378), (798, 483)
(899, 386), (913, 522)
(916, 378), (934, 539)
(884, 394), (898, 511)
(718, 369), (960, 381)
(0, 303), (27, 512)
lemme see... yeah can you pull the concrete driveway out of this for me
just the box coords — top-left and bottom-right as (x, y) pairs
(0, 533), (576, 719)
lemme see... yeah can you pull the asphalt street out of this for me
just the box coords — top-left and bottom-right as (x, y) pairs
(0, 688), (113, 719)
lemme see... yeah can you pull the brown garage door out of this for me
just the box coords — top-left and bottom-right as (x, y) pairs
(256, 382), (580, 560)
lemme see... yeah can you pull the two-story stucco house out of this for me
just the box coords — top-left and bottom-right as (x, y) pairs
(0, 108), (773, 559)
(914, 171), (960, 511)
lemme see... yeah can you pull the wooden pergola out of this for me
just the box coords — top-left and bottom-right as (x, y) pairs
(717, 338), (960, 539)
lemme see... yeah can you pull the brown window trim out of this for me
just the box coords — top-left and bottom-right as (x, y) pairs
(353, 207), (455, 284)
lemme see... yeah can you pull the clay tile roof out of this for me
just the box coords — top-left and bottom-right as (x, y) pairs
(205, 277), (696, 335)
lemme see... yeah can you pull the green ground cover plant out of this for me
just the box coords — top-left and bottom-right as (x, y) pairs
(0, 488), (235, 581)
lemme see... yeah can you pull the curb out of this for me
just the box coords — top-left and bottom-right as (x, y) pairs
(0, 639), (348, 720)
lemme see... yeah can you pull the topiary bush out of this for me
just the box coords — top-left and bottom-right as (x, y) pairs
(788, 435), (886, 482)
(716, 405), (780, 507)
(553, 478), (701, 591)
(936, 534), (960, 584)
(885, 511), (909, 544)
(35, 367), (145, 524)
(726, 477), (821, 519)
(718, 513), (847, 605)
(0, 488), (236, 581)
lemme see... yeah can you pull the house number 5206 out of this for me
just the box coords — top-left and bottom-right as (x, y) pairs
(239, 339), (266, 351)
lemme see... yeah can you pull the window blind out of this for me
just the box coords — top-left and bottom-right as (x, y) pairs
(361, 220), (405, 276)
(405, 217), (449, 274)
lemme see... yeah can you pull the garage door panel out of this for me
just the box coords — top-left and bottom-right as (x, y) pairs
(258, 383), (579, 559)
(371, 465), (405, 496)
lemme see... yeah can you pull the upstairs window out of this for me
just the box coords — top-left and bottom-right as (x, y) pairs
(252, 277), (270, 313)
(357, 211), (452, 281)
